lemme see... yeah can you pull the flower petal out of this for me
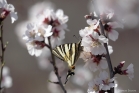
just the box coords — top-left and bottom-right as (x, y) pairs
(10, 12), (18, 23)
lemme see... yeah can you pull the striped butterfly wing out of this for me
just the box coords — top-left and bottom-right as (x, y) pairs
(52, 40), (82, 68)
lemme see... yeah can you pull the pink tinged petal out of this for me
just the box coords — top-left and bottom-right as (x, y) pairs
(10, 12), (18, 23)
(108, 30), (119, 41)
(127, 63), (134, 80)
(99, 58), (108, 69)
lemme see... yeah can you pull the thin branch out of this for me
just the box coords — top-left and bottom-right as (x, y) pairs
(0, 22), (5, 90)
(92, 0), (114, 93)
(48, 37), (67, 93)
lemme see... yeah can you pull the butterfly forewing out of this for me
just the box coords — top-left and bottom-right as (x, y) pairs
(52, 42), (81, 67)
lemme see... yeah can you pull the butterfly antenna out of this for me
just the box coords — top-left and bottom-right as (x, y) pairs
(73, 35), (80, 41)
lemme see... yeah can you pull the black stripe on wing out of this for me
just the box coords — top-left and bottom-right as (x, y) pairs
(52, 46), (65, 61)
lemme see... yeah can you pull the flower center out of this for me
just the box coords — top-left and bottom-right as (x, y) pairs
(91, 41), (101, 47)
(104, 24), (112, 32)
(93, 84), (99, 92)
(93, 55), (102, 65)
(53, 28), (59, 37)
(103, 79), (109, 85)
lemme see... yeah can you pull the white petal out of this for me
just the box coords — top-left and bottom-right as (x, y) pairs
(3, 66), (9, 76)
(0, 0), (7, 8)
(99, 58), (108, 69)
(4, 76), (12, 88)
(99, 35), (108, 43)
(56, 9), (64, 17)
(108, 22), (123, 29)
(34, 49), (42, 57)
(26, 43), (35, 56)
(92, 31), (99, 39)
(108, 30), (119, 41)
(102, 85), (110, 90)
(108, 45), (113, 54)
(10, 12), (18, 23)
(87, 19), (97, 26)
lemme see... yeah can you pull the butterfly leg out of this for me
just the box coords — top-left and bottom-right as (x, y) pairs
(64, 70), (75, 84)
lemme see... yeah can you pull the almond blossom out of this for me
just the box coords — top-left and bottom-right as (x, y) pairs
(0, 0), (18, 23)
(37, 9), (68, 46)
(85, 55), (108, 72)
(99, 71), (116, 91)
(124, 63), (134, 80)
(88, 77), (102, 93)
(104, 22), (123, 41)
(81, 31), (108, 55)
(23, 22), (53, 57)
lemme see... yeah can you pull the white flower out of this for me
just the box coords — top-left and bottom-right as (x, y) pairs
(28, 1), (55, 20)
(125, 63), (134, 80)
(105, 22), (123, 41)
(23, 22), (52, 57)
(72, 66), (92, 86)
(37, 9), (68, 45)
(82, 31), (108, 55)
(2, 66), (12, 88)
(88, 77), (102, 93)
(85, 56), (108, 72)
(26, 42), (43, 57)
(99, 71), (116, 91)
(0, 0), (18, 23)
(79, 51), (91, 62)
(56, 9), (68, 24)
(79, 27), (92, 37)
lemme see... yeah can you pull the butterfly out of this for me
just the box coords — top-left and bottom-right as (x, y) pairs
(52, 40), (82, 84)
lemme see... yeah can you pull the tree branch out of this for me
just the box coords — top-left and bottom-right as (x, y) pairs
(92, 0), (114, 93)
(0, 22), (5, 90)
(48, 37), (67, 93)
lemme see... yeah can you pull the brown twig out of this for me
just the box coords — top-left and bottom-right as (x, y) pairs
(47, 37), (67, 93)
(0, 22), (5, 90)
(92, 0), (114, 93)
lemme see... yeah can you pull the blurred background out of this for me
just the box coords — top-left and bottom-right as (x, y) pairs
(1, 0), (139, 93)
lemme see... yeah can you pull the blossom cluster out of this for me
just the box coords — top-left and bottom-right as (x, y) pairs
(23, 8), (68, 57)
(0, 0), (18, 23)
(78, 8), (134, 93)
